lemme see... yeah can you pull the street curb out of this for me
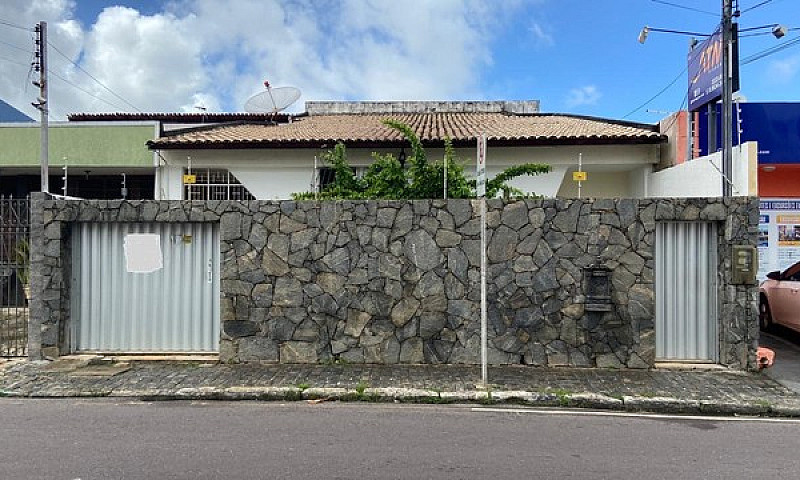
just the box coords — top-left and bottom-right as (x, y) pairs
(24, 386), (776, 417)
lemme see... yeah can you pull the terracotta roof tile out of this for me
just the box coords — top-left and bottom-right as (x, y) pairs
(148, 113), (664, 149)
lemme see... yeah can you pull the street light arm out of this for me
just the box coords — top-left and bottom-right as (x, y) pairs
(639, 25), (713, 44)
(646, 27), (712, 36)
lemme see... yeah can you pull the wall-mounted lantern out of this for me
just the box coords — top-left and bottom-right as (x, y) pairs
(584, 263), (613, 312)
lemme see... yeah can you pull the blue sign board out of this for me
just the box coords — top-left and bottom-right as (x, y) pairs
(688, 30), (722, 111)
(697, 103), (800, 164)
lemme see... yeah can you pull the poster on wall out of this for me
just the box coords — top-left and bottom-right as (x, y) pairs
(759, 199), (800, 279)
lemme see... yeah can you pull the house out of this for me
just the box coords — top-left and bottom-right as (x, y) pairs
(22, 101), (759, 370)
(0, 113), (290, 199)
(146, 101), (667, 201)
(0, 120), (159, 198)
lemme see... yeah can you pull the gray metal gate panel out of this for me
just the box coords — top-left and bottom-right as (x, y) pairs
(655, 221), (718, 362)
(71, 223), (219, 353)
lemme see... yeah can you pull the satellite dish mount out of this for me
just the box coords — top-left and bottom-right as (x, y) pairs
(244, 80), (301, 117)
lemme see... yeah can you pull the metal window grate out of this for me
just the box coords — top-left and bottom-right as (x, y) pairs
(184, 168), (255, 201)
(0, 196), (29, 357)
(316, 167), (366, 193)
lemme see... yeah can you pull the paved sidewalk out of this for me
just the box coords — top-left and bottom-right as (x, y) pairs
(2, 358), (800, 417)
(761, 331), (800, 395)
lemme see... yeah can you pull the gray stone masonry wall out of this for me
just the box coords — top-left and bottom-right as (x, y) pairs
(30, 195), (759, 369)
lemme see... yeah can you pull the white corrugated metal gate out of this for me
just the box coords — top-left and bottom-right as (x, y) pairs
(655, 221), (718, 362)
(71, 223), (220, 353)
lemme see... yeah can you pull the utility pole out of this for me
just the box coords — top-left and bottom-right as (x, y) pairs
(721, 0), (733, 197)
(33, 21), (49, 193)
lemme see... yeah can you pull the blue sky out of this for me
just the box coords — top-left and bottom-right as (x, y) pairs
(0, 0), (798, 123)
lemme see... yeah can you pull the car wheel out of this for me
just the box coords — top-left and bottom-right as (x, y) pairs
(759, 296), (773, 331)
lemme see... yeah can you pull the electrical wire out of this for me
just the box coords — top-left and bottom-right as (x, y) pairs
(47, 69), (130, 112)
(655, 91), (689, 134)
(624, 22), (717, 120)
(47, 40), (143, 112)
(649, 0), (718, 16)
(739, 27), (798, 38)
(741, 0), (773, 13)
(741, 34), (800, 64)
(1, 52), (131, 116)
(0, 54), (30, 68)
(0, 38), (32, 54)
(623, 66), (687, 119)
(0, 18), (32, 32)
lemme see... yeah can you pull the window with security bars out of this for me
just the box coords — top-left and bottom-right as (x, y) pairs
(184, 168), (255, 201)
(316, 167), (367, 193)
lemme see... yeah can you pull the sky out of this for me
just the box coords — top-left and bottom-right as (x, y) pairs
(0, 0), (798, 124)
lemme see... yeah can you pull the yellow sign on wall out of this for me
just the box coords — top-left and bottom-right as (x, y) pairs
(573, 171), (587, 182)
(183, 174), (197, 184)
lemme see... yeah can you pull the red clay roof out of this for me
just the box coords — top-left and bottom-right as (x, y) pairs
(147, 113), (665, 149)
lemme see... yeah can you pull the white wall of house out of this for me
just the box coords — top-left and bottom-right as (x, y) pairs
(647, 141), (758, 197)
(155, 143), (660, 200)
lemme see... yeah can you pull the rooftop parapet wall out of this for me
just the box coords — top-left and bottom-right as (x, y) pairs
(30, 195), (758, 369)
(305, 100), (540, 115)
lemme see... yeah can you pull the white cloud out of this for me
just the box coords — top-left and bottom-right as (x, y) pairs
(766, 55), (800, 84)
(0, 0), (526, 119)
(529, 22), (553, 47)
(566, 85), (601, 107)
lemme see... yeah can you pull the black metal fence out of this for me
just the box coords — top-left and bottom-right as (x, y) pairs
(0, 196), (29, 357)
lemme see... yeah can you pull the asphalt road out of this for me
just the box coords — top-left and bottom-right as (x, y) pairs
(0, 400), (798, 479)
(761, 328), (800, 394)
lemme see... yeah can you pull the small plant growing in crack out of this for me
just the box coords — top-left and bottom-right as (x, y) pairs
(548, 388), (572, 407)
(354, 380), (369, 401)
(479, 389), (495, 405)
(754, 399), (772, 409)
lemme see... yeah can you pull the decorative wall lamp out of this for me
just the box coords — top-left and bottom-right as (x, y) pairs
(584, 263), (613, 312)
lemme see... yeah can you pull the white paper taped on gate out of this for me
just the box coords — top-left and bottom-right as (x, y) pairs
(124, 234), (163, 273)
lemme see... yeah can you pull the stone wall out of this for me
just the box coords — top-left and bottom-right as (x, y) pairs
(30, 195), (759, 369)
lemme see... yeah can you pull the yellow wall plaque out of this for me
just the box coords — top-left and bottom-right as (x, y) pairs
(573, 171), (587, 182)
(183, 174), (197, 184)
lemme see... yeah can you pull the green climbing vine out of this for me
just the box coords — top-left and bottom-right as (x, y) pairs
(292, 120), (550, 200)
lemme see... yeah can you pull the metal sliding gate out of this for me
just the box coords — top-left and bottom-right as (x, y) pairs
(0, 197), (29, 357)
(655, 221), (718, 363)
(71, 223), (220, 353)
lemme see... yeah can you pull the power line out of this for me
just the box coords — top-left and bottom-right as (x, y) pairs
(0, 38), (31, 54)
(741, 34), (800, 64)
(739, 27), (799, 38)
(654, 91), (689, 134)
(623, 66), (687, 119)
(0, 54), (30, 68)
(741, 0), (772, 13)
(649, 0), (718, 16)
(47, 40), (143, 112)
(47, 69), (129, 111)
(0, 18), (32, 32)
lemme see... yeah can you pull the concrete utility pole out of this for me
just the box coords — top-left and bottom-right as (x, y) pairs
(721, 0), (733, 197)
(33, 21), (49, 193)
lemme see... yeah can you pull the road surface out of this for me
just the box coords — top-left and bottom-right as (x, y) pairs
(0, 399), (798, 479)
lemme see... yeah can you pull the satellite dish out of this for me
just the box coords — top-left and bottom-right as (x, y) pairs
(244, 80), (301, 113)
